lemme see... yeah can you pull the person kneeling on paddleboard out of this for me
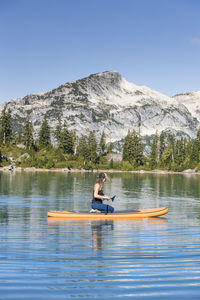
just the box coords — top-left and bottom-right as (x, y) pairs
(90, 173), (114, 213)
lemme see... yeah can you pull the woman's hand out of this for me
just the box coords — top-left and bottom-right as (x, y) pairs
(104, 195), (110, 200)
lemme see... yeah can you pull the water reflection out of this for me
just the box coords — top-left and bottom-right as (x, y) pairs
(1, 171), (200, 225)
(47, 217), (168, 252)
(1, 171), (200, 299)
(91, 220), (114, 251)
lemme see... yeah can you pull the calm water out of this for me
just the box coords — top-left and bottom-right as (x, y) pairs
(0, 171), (200, 299)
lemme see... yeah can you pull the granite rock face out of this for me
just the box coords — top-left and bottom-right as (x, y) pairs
(0, 71), (199, 151)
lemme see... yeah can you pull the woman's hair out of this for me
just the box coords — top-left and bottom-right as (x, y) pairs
(96, 173), (106, 187)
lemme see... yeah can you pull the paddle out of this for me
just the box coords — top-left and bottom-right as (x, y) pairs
(103, 195), (116, 202)
(111, 195), (116, 202)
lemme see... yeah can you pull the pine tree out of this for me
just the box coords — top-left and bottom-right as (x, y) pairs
(194, 127), (200, 163)
(167, 133), (175, 163)
(77, 135), (89, 161)
(161, 133), (175, 168)
(39, 114), (51, 148)
(107, 142), (113, 154)
(185, 139), (194, 167)
(174, 138), (186, 167)
(149, 133), (159, 168)
(134, 132), (144, 166)
(123, 130), (144, 166)
(99, 131), (106, 156)
(54, 117), (62, 148)
(189, 139), (199, 165)
(196, 128), (200, 148)
(123, 130), (132, 161)
(159, 131), (166, 162)
(61, 121), (74, 154)
(88, 131), (97, 163)
(71, 130), (77, 154)
(23, 116), (34, 150)
(161, 148), (173, 168)
(0, 108), (13, 145)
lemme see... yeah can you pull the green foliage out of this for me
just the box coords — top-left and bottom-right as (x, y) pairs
(159, 131), (166, 160)
(54, 119), (75, 154)
(2, 110), (200, 172)
(149, 132), (159, 168)
(109, 158), (114, 169)
(121, 161), (134, 171)
(107, 142), (113, 154)
(76, 135), (89, 161)
(0, 108), (13, 145)
(161, 148), (173, 168)
(88, 131), (98, 163)
(39, 114), (51, 148)
(23, 116), (35, 150)
(99, 131), (106, 155)
(123, 130), (144, 166)
(97, 156), (110, 170)
(60, 121), (74, 154)
(174, 139), (186, 166)
(54, 116), (62, 148)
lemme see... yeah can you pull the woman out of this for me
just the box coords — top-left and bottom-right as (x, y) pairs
(91, 173), (114, 213)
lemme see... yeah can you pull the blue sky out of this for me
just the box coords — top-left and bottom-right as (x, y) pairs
(0, 0), (200, 102)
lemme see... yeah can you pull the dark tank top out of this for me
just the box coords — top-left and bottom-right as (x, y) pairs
(92, 189), (104, 204)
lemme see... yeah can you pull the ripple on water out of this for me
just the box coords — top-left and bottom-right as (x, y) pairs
(1, 172), (200, 299)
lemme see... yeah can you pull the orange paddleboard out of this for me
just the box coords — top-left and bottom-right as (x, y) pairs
(47, 207), (168, 220)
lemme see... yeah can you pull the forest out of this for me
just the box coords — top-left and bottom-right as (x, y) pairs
(0, 108), (200, 172)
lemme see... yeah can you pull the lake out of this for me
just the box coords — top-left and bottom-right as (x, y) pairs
(0, 171), (200, 299)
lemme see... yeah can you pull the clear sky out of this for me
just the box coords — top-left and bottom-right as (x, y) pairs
(0, 0), (200, 102)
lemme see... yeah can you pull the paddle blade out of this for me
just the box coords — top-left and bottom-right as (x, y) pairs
(111, 195), (116, 202)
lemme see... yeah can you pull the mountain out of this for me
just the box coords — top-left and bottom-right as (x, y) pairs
(173, 91), (200, 122)
(0, 71), (199, 152)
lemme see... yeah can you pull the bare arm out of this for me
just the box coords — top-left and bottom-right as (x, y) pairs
(94, 183), (110, 200)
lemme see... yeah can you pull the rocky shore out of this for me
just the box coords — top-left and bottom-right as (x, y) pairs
(0, 166), (199, 175)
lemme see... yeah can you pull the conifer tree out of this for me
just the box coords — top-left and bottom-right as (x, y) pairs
(134, 131), (144, 166)
(194, 127), (200, 163)
(161, 133), (175, 168)
(99, 131), (106, 156)
(167, 133), (175, 163)
(196, 127), (200, 150)
(189, 139), (199, 165)
(174, 138), (186, 167)
(23, 116), (34, 150)
(88, 131), (97, 163)
(161, 148), (173, 168)
(123, 130), (132, 161)
(123, 130), (144, 166)
(77, 135), (89, 161)
(159, 131), (166, 162)
(0, 108), (13, 145)
(61, 121), (74, 154)
(107, 142), (113, 154)
(149, 133), (159, 168)
(54, 117), (62, 148)
(185, 139), (194, 167)
(71, 130), (77, 154)
(39, 114), (51, 148)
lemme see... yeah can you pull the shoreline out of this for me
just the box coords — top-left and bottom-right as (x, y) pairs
(0, 166), (200, 175)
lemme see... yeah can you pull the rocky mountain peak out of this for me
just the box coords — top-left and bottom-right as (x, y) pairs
(88, 70), (123, 87)
(0, 71), (199, 153)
